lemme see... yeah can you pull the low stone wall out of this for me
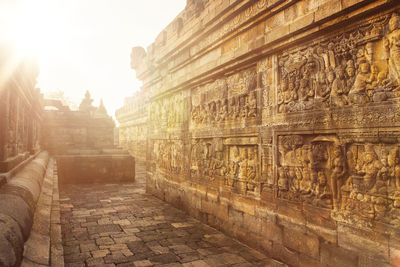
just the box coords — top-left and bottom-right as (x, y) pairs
(0, 151), (49, 267)
(56, 149), (135, 184)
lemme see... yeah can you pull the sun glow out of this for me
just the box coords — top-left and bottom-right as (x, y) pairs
(1, 0), (72, 71)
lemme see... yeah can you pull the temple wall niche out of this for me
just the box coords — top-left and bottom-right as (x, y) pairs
(116, 1), (400, 266)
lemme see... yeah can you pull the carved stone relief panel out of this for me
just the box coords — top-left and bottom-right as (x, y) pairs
(152, 139), (184, 176)
(149, 91), (189, 130)
(190, 138), (224, 185)
(191, 69), (258, 128)
(333, 141), (400, 228)
(277, 134), (340, 208)
(277, 132), (400, 228)
(277, 12), (400, 114)
(223, 137), (260, 195)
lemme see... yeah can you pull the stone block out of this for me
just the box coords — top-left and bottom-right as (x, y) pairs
(320, 242), (358, 267)
(261, 218), (283, 243)
(242, 213), (261, 234)
(337, 224), (389, 262)
(299, 253), (321, 267)
(314, 0), (342, 22)
(283, 227), (319, 259)
(228, 207), (244, 227)
(272, 243), (299, 267)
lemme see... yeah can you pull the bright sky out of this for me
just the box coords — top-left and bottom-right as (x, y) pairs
(0, 0), (186, 116)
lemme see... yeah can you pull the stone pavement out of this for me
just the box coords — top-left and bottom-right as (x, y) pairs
(59, 165), (284, 267)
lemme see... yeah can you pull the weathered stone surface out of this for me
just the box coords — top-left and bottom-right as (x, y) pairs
(116, 0), (400, 266)
(0, 47), (42, 174)
(0, 214), (24, 267)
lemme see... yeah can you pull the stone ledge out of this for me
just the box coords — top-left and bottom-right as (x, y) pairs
(0, 151), (50, 267)
(21, 158), (64, 267)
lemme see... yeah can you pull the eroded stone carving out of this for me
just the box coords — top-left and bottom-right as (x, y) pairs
(153, 140), (184, 175)
(278, 13), (399, 113)
(191, 70), (258, 126)
(150, 92), (188, 129)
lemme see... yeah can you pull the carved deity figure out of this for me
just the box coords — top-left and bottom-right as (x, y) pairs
(384, 13), (400, 89)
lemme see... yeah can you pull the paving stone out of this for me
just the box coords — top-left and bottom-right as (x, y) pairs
(92, 249), (110, 258)
(182, 260), (210, 267)
(59, 171), (279, 266)
(149, 253), (179, 264)
(96, 237), (115, 246)
(133, 260), (153, 267)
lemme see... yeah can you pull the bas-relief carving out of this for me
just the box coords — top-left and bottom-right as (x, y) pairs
(191, 69), (258, 127)
(225, 144), (259, 194)
(277, 13), (400, 114)
(276, 133), (400, 228)
(149, 92), (188, 129)
(152, 140), (184, 175)
(334, 142), (400, 227)
(189, 137), (262, 195)
(190, 138), (225, 182)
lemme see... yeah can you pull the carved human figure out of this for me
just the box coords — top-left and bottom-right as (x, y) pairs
(239, 148), (248, 179)
(388, 147), (400, 190)
(298, 76), (314, 101)
(219, 99), (228, 121)
(228, 146), (240, 186)
(346, 60), (356, 90)
(215, 101), (221, 122)
(315, 171), (331, 199)
(207, 101), (216, 123)
(278, 166), (289, 191)
(349, 60), (372, 104)
(229, 97), (239, 119)
(330, 146), (346, 210)
(240, 95), (248, 118)
(331, 67), (349, 107)
(247, 147), (257, 181)
(384, 13), (400, 89)
(278, 78), (288, 112)
(247, 91), (257, 117)
(355, 146), (383, 192)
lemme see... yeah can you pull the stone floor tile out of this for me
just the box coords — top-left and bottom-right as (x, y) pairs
(133, 260), (153, 267)
(59, 167), (280, 266)
(182, 260), (211, 267)
(92, 249), (110, 258)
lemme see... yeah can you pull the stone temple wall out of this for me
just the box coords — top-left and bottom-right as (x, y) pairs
(0, 45), (42, 180)
(116, 0), (400, 265)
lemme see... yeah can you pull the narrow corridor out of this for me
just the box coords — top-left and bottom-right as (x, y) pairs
(59, 163), (283, 267)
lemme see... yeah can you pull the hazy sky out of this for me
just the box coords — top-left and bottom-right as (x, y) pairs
(1, 0), (186, 116)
